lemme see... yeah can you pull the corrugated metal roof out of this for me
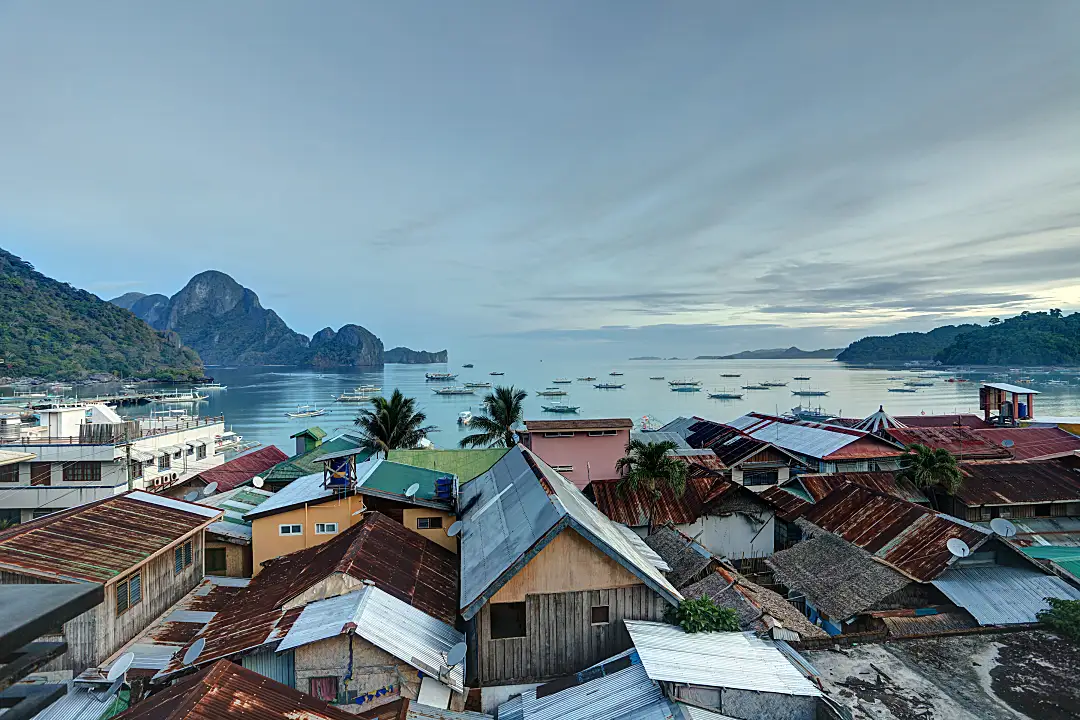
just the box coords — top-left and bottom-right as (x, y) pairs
(1011, 517), (1080, 547)
(931, 565), (1080, 625)
(887, 426), (1011, 460)
(747, 421), (856, 459)
(632, 430), (691, 449)
(459, 446), (681, 619)
(0, 491), (220, 583)
(954, 461), (1080, 506)
(624, 621), (821, 697)
(405, 704), (493, 720)
(1022, 546), (1080, 580)
(388, 449), (508, 482)
(973, 427), (1080, 460)
(796, 473), (929, 504)
(262, 435), (365, 483)
(657, 417), (706, 440)
(854, 407), (908, 433)
(525, 418), (633, 431)
(615, 524), (672, 572)
(892, 414), (993, 429)
(291, 426), (327, 440)
(31, 686), (120, 720)
(277, 586), (466, 692)
(758, 486), (813, 522)
(589, 474), (716, 527)
(982, 382), (1041, 395)
(195, 445), (288, 492)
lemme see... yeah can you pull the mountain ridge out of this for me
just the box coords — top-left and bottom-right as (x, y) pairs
(697, 346), (842, 360)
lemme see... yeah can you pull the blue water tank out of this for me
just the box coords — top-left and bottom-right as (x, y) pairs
(1018, 402), (1028, 418)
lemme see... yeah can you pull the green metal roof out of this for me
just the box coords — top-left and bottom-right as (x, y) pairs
(263, 436), (367, 482)
(361, 460), (455, 504)
(290, 426), (327, 441)
(387, 448), (509, 482)
(1022, 546), (1080, 579)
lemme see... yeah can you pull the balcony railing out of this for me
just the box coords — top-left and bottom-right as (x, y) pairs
(0, 415), (225, 446)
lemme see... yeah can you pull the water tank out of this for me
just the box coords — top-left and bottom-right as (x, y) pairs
(1018, 402), (1028, 419)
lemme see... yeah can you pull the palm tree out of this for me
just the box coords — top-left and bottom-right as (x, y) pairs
(615, 439), (688, 535)
(459, 385), (527, 448)
(353, 389), (435, 456)
(895, 443), (963, 509)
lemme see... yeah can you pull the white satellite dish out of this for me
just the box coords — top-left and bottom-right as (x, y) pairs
(202, 481), (219, 496)
(446, 641), (467, 668)
(946, 538), (971, 558)
(404, 483), (421, 499)
(990, 517), (1017, 538)
(252, 476), (265, 488)
(446, 521), (463, 537)
(183, 491), (201, 502)
(183, 637), (206, 666)
(1001, 439), (1015, 448)
(107, 652), (135, 682)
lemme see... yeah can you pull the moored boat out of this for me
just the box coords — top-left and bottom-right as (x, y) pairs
(594, 382), (625, 389)
(789, 405), (834, 422)
(426, 372), (457, 381)
(202, 382), (227, 390)
(741, 384), (769, 390)
(761, 381), (788, 387)
(708, 391), (744, 399)
(434, 386), (475, 395)
(552, 378), (572, 384)
(720, 373), (741, 378)
(490, 371), (505, 376)
(793, 376), (811, 381)
(335, 392), (371, 402)
(791, 389), (829, 396)
(668, 379), (701, 387)
(671, 386), (701, 392)
(887, 387), (917, 393)
(462, 363), (474, 368)
(463, 381), (492, 388)
(355, 385), (381, 393)
(286, 404), (327, 418)
(458, 411), (473, 425)
(609, 370), (624, 376)
(577, 376), (596, 381)
(541, 402), (580, 413)
(536, 388), (569, 397)
(649, 376), (665, 380)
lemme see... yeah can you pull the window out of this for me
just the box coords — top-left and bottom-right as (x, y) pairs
(206, 547), (227, 574)
(309, 677), (338, 703)
(158, 454), (171, 471)
(1034, 504), (1053, 517)
(416, 517), (442, 530)
(196, 444), (207, 460)
(0, 464), (18, 483)
(184, 540), (193, 566)
(543, 431), (575, 438)
(32, 509), (55, 519)
(743, 470), (779, 487)
(591, 605), (610, 625)
(174, 547), (184, 574)
(315, 522), (338, 535)
(588, 430), (619, 437)
(131, 461), (144, 480)
(279, 524), (302, 536)
(550, 465), (574, 473)
(173, 450), (182, 460)
(31, 463), (51, 486)
(186, 446), (194, 457)
(63, 462), (101, 483)
(490, 602), (526, 639)
(116, 571), (142, 615)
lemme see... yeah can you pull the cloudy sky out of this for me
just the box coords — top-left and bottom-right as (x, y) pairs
(1, 1), (1078, 359)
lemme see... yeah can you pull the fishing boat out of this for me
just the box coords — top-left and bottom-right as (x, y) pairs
(886, 376), (905, 380)
(490, 371), (505, 376)
(541, 402), (580, 413)
(462, 363), (474, 368)
(463, 381), (492, 388)
(791, 389), (829, 396)
(433, 386), (474, 395)
(214, 430), (247, 454)
(789, 405), (834, 422)
(286, 404), (327, 418)
(536, 388), (569, 397)
(458, 411), (473, 425)
(202, 382), (227, 390)
(594, 382), (625, 389)
(668, 380), (701, 387)
(577, 376), (596, 381)
(761, 381), (788, 387)
(904, 381), (934, 387)
(355, 385), (381, 393)
(158, 390), (209, 403)
(720, 373), (741, 378)
(49, 383), (74, 391)
(741, 384), (769, 390)
(649, 376), (665, 380)
(708, 391), (744, 399)
(945, 377), (971, 383)
(12, 390), (47, 399)
(552, 378), (572, 384)
(670, 386), (701, 393)
(334, 392), (371, 403)
(887, 388), (917, 393)
(426, 372), (457, 381)
(792, 376), (811, 381)
(609, 371), (624, 376)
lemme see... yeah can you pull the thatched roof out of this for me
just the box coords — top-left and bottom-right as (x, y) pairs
(681, 568), (828, 640)
(766, 533), (910, 620)
(645, 525), (714, 588)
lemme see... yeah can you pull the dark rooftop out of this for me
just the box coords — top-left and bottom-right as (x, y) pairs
(955, 460), (1080, 506)
(195, 445), (288, 492)
(524, 417), (633, 431)
(887, 426), (1012, 460)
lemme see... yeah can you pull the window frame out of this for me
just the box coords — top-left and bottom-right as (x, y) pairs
(63, 462), (102, 483)
(415, 517), (443, 530)
(158, 454), (171, 471)
(115, 570), (142, 616)
(309, 676), (339, 703)
(30, 462), (51, 486)
(184, 540), (193, 567)
(489, 601), (527, 640)
(587, 430), (619, 437)
(591, 605), (610, 625)
(0, 464), (19, 483)
(314, 522), (339, 535)
(543, 431), (575, 438)
(174, 546), (184, 575)
(196, 444), (207, 460)
(205, 547), (227, 574)
(279, 524), (303, 536)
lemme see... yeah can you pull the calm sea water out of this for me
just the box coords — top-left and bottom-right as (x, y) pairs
(85, 360), (1080, 453)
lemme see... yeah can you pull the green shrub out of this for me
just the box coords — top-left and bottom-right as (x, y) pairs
(669, 595), (741, 633)
(1038, 597), (1080, 643)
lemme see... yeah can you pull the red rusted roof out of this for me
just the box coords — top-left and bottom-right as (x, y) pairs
(892, 414), (993, 429)
(955, 461), (1080, 506)
(0, 491), (220, 583)
(821, 436), (906, 460)
(758, 486), (813, 522)
(972, 428), (1080, 461)
(525, 418), (633, 431)
(590, 474), (716, 526)
(798, 472), (929, 504)
(801, 484), (989, 581)
(195, 445), (289, 492)
(675, 453), (728, 474)
(886, 426), (1011, 460)
(158, 512), (458, 676)
(118, 660), (358, 720)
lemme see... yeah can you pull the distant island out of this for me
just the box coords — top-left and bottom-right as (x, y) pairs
(696, 346), (842, 361)
(628, 356), (662, 361)
(837, 311), (1080, 366)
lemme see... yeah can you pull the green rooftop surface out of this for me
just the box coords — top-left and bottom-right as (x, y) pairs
(1022, 546), (1080, 579)
(290, 426), (327, 441)
(263, 435), (368, 482)
(362, 460), (456, 503)
(388, 448), (509, 482)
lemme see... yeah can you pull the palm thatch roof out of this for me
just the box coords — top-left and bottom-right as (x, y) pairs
(644, 525), (715, 588)
(681, 568), (828, 640)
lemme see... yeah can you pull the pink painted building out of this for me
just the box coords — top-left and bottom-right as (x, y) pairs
(523, 418), (633, 489)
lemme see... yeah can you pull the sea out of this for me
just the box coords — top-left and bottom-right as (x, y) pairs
(31, 360), (1080, 454)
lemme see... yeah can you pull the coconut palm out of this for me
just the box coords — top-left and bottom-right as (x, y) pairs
(896, 443), (964, 509)
(353, 389), (435, 456)
(459, 385), (527, 448)
(615, 439), (688, 535)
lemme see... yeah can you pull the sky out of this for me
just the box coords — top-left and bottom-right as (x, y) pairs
(1, 1), (1078, 361)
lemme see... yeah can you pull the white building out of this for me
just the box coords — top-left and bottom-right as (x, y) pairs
(0, 404), (225, 524)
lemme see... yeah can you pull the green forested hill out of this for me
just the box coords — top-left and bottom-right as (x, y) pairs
(837, 325), (979, 363)
(0, 248), (205, 380)
(936, 311), (1080, 365)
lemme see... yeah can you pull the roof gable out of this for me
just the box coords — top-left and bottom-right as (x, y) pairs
(196, 445), (288, 492)
(955, 460), (1080, 506)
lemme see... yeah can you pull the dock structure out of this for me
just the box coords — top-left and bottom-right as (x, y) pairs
(23, 390), (197, 410)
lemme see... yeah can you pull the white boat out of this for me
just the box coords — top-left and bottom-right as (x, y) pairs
(157, 389), (209, 403)
(761, 381), (788, 387)
(458, 411), (473, 425)
(463, 381), (492, 388)
(12, 390), (48, 399)
(536, 388), (569, 397)
(286, 404), (328, 418)
(335, 392), (371, 403)
(355, 385), (381, 393)
(426, 372), (457, 381)
(552, 378), (572, 384)
(434, 386), (474, 396)
(202, 382), (228, 390)
(668, 379), (701, 387)
(214, 430), (244, 454)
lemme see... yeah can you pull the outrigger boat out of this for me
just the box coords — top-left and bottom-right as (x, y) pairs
(458, 411), (473, 425)
(708, 391), (744, 399)
(668, 379), (701, 387)
(789, 405), (834, 422)
(904, 381), (934, 387)
(434, 386), (474, 395)
(649, 376), (665, 380)
(670, 386), (701, 392)
(286, 404), (327, 418)
(793, 376), (811, 381)
(741, 384), (769, 390)
(490, 371), (505, 376)
(334, 392), (371, 403)
(202, 382), (227, 390)
(761, 381), (788, 387)
(552, 378), (572, 384)
(594, 382), (625, 389)
(463, 381), (492, 388)
(541, 402), (580, 413)
(355, 385), (381, 393)
(577, 376), (596, 381)
(609, 370), (624, 376)
(536, 388), (569, 397)
(426, 372), (457, 381)
(888, 388), (917, 393)
(462, 363), (474, 368)
(791, 389), (829, 396)
(720, 373), (741, 378)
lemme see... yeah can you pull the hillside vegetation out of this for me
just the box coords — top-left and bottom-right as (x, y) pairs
(837, 325), (979, 363)
(0, 248), (204, 380)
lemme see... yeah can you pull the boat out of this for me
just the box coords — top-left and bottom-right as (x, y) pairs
(577, 376), (596, 381)
(214, 430), (247, 454)
(286, 404), (327, 418)
(426, 372), (457, 381)
(490, 371), (505, 376)
(355, 385), (381, 393)
(792, 376), (811, 381)
(157, 390), (209, 403)
(334, 392), (371, 403)
(433, 386), (475, 395)
(671, 386), (701, 392)
(463, 381), (492, 388)
(458, 411), (473, 425)
(609, 371), (624, 376)
(761, 382), (788, 387)
(789, 405), (834, 422)
(904, 381), (934, 387)
(741, 384), (769, 390)
(887, 388), (917, 393)
(536, 388), (569, 397)
(594, 383), (625, 389)
(886, 376), (905, 380)
(49, 383), (74, 390)
(668, 380), (701, 387)
(720, 373), (741, 378)
(12, 390), (48, 399)
(708, 391), (744, 399)
(202, 382), (227, 390)
(462, 363), (474, 368)
(649, 376), (665, 380)
(541, 402), (580, 413)
(791, 389), (829, 396)
(945, 377), (971, 383)
(552, 378), (572, 384)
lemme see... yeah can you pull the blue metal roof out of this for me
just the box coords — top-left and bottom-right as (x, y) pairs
(931, 564), (1080, 625)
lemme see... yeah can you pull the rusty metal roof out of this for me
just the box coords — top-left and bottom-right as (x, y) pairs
(524, 418), (633, 431)
(797, 472), (929, 504)
(0, 491), (220, 583)
(801, 484), (990, 581)
(893, 414), (993, 429)
(955, 461), (1080, 506)
(886, 426), (1011, 460)
(972, 427), (1080, 461)
(589, 474), (715, 527)
(684, 420), (741, 450)
(195, 445), (289, 492)
(118, 659), (359, 720)
(758, 486), (813, 522)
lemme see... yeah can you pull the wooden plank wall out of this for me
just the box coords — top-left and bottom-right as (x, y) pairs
(476, 585), (669, 685)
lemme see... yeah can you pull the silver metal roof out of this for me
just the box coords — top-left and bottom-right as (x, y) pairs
(657, 417), (702, 440)
(126, 490), (221, 519)
(406, 704), (492, 720)
(931, 565), (1080, 625)
(246, 457), (381, 518)
(624, 621), (822, 697)
(982, 382), (1041, 395)
(31, 686), (116, 720)
(615, 524), (672, 572)
(632, 431), (690, 449)
(276, 586), (465, 692)
(728, 415), (856, 459)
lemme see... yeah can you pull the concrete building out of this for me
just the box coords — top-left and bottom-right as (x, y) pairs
(523, 418), (633, 489)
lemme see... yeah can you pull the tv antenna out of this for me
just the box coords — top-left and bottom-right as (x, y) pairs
(404, 483), (421, 499)
(446, 521), (463, 537)
(183, 491), (201, 502)
(93, 652), (135, 701)
(252, 476), (265, 488)
(446, 641), (467, 668)
(183, 637), (206, 667)
(946, 538), (971, 558)
(990, 518), (1017, 538)
(202, 481), (219, 496)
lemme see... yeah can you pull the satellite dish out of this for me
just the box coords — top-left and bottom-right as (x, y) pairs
(446, 521), (463, 537)
(1001, 439), (1015, 448)
(107, 652), (135, 682)
(202, 481), (219, 496)
(404, 483), (421, 499)
(183, 637), (206, 666)
(446, 641), (467, 668)
(946, 538), (971, 558)
(990, 518), (1017, 538)
(252, 476), (265, 488)
(183, 491), (200, 502)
